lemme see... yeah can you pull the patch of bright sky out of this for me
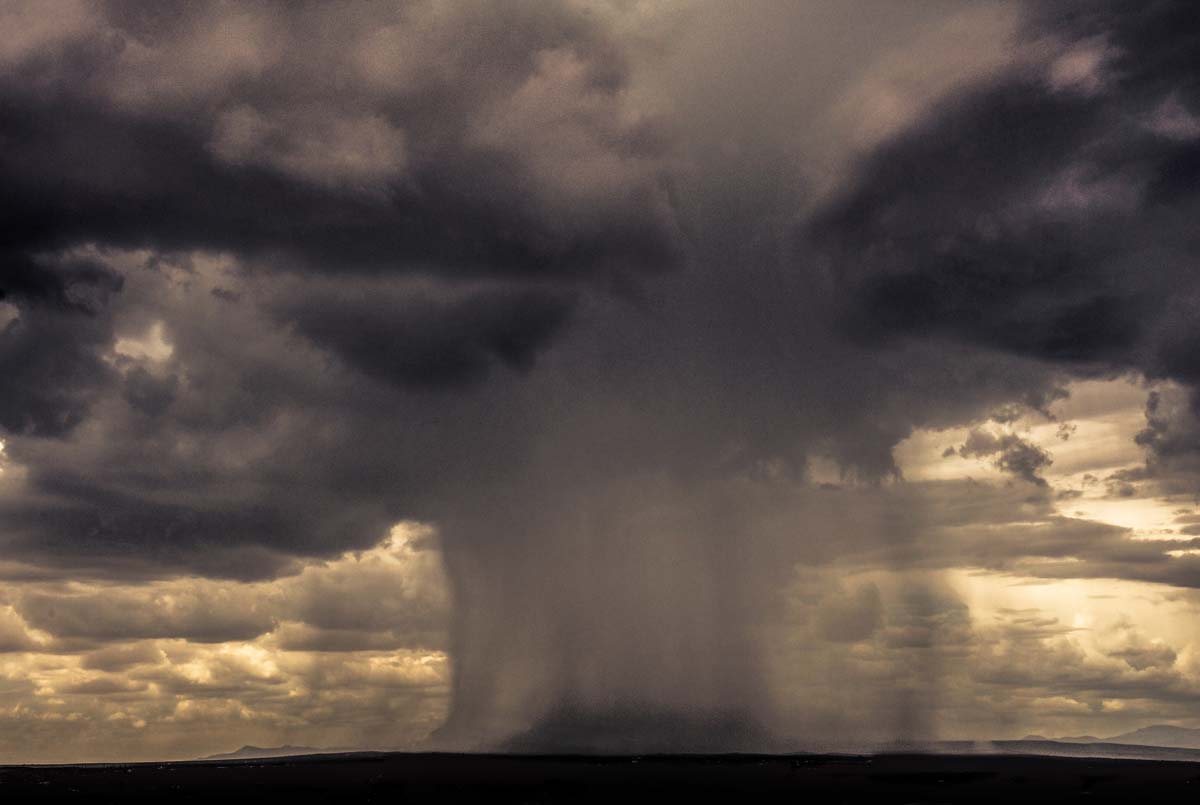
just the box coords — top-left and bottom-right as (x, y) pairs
(0, 300), (18, 330)
(816, 565), (1197, 684)
(889, 376), (1200, 715)
(949, 568), (1198, 664)
(0, 438), (24, 487)
(113, 320), (174, 363)
(895, 376), (1190, 539)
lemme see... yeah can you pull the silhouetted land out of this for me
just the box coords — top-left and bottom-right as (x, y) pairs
(3, 751), (1199, 802)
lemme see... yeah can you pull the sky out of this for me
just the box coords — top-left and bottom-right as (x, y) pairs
(2, 0), (1200, 762)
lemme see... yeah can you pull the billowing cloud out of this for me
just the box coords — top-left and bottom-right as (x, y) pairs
(3, 0), (1200, 760)
(953, 427), (1055, 486)
(810, 1), (1200, 480)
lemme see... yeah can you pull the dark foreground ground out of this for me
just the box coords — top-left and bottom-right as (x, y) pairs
(3, 751), (1200, 803)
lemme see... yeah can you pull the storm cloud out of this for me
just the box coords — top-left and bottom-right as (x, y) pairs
(2, 0), (1200, 759)
(812, 0), (1200, 465)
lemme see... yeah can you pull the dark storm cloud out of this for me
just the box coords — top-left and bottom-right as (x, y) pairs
(283, 285), (575, 389)
(16, 587), (275, 643)
(809, 0), (1200, 482)
(0, 255), (122, 436)
(0, 480), (386, 581)
(0, 0), (679, 405)
(4, 0), (1200, 755)
(812, 85), (1141, 361)
(0, 0), (679, 580)
(0, 91), (672, 283)
(0, 254), (123, 313)
(953, 428), (1054, 486)
(1133, 387), (1200, 488)
(0, 303), (115, 437)
(1, 0), (1061, 588)
(812, 84), (1151, 367)
(121, 365), (178, 417)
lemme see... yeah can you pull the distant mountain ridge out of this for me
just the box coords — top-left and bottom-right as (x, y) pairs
(1105, 725), (1200, 749)
(201, 745), (354, 761)
(202, 726), (1200, 763)
(1021, 725), (1200, 750)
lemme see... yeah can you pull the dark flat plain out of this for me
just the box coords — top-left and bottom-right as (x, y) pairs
(3, 752), (1199, 803)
